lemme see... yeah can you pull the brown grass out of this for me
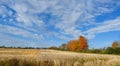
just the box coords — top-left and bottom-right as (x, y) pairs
(0, 48), (120, 66)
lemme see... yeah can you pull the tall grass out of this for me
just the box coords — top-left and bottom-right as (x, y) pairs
(0, 49), (120, 66)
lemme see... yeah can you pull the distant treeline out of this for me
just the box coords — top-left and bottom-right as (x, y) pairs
(0, 46), (48, 49)
(50, 36), (120, 55)
(1, 35), (120, 55)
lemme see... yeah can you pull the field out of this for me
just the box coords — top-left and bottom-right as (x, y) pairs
(0, 48), (120, 66)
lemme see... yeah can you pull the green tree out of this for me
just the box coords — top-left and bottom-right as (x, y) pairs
(60, 43), (67, 50)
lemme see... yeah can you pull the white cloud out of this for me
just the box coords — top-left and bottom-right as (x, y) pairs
(0, 33), (46, 47)
(0, 25), (44, 39)
(85, 17), (120, 39)
(0, 0), (120, 42)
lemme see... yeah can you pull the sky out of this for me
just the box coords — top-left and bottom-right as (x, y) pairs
(0, 0), (120, 48)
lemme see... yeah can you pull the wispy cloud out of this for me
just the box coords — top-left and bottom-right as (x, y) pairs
(0, 0), (120, 47)
(0, 33), (46, 47)
(0, 25), (44, 39)
(85, 17), (120, 39)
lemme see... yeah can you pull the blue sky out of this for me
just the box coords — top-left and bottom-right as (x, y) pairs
(0, 0), (120, 48)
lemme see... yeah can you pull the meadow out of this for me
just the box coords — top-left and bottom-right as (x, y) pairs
(0, 48), (120, 66)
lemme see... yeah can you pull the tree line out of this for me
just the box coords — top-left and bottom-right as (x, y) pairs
(50, 35), (120, 55)
(0, 46), (47, 49)
(1, 35), (120, 55)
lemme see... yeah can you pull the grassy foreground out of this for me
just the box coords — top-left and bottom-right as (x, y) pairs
(0, 48), (120, 66)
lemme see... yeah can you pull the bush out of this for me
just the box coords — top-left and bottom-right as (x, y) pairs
(102, 47), (120, 54)
(49, 46), (59, 50)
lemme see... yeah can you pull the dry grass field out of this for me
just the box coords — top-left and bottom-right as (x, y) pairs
(0, 48), (120, 66)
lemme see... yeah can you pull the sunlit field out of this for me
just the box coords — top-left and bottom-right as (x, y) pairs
(0, 48), (120, 66)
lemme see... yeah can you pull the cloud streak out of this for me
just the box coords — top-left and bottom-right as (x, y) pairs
(0, 0), (120, 47)
(85, 17), (120, 39)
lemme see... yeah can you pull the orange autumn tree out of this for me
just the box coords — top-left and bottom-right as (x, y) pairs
(67, 40), (79, 51)
(78, 36), (88, 50)
(67, 36), (88, 51)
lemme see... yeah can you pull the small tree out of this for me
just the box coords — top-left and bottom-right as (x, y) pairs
(59, 43), (67, 50)
(112, 41), (119, 49)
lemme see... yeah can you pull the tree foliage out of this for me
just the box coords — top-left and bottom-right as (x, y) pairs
(112, 41), (119, 49)
(67, 40), (79, 51)
(67, 36), (88, 51)
(78, 36), (88, 50)
(59, 43), (67, 50)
